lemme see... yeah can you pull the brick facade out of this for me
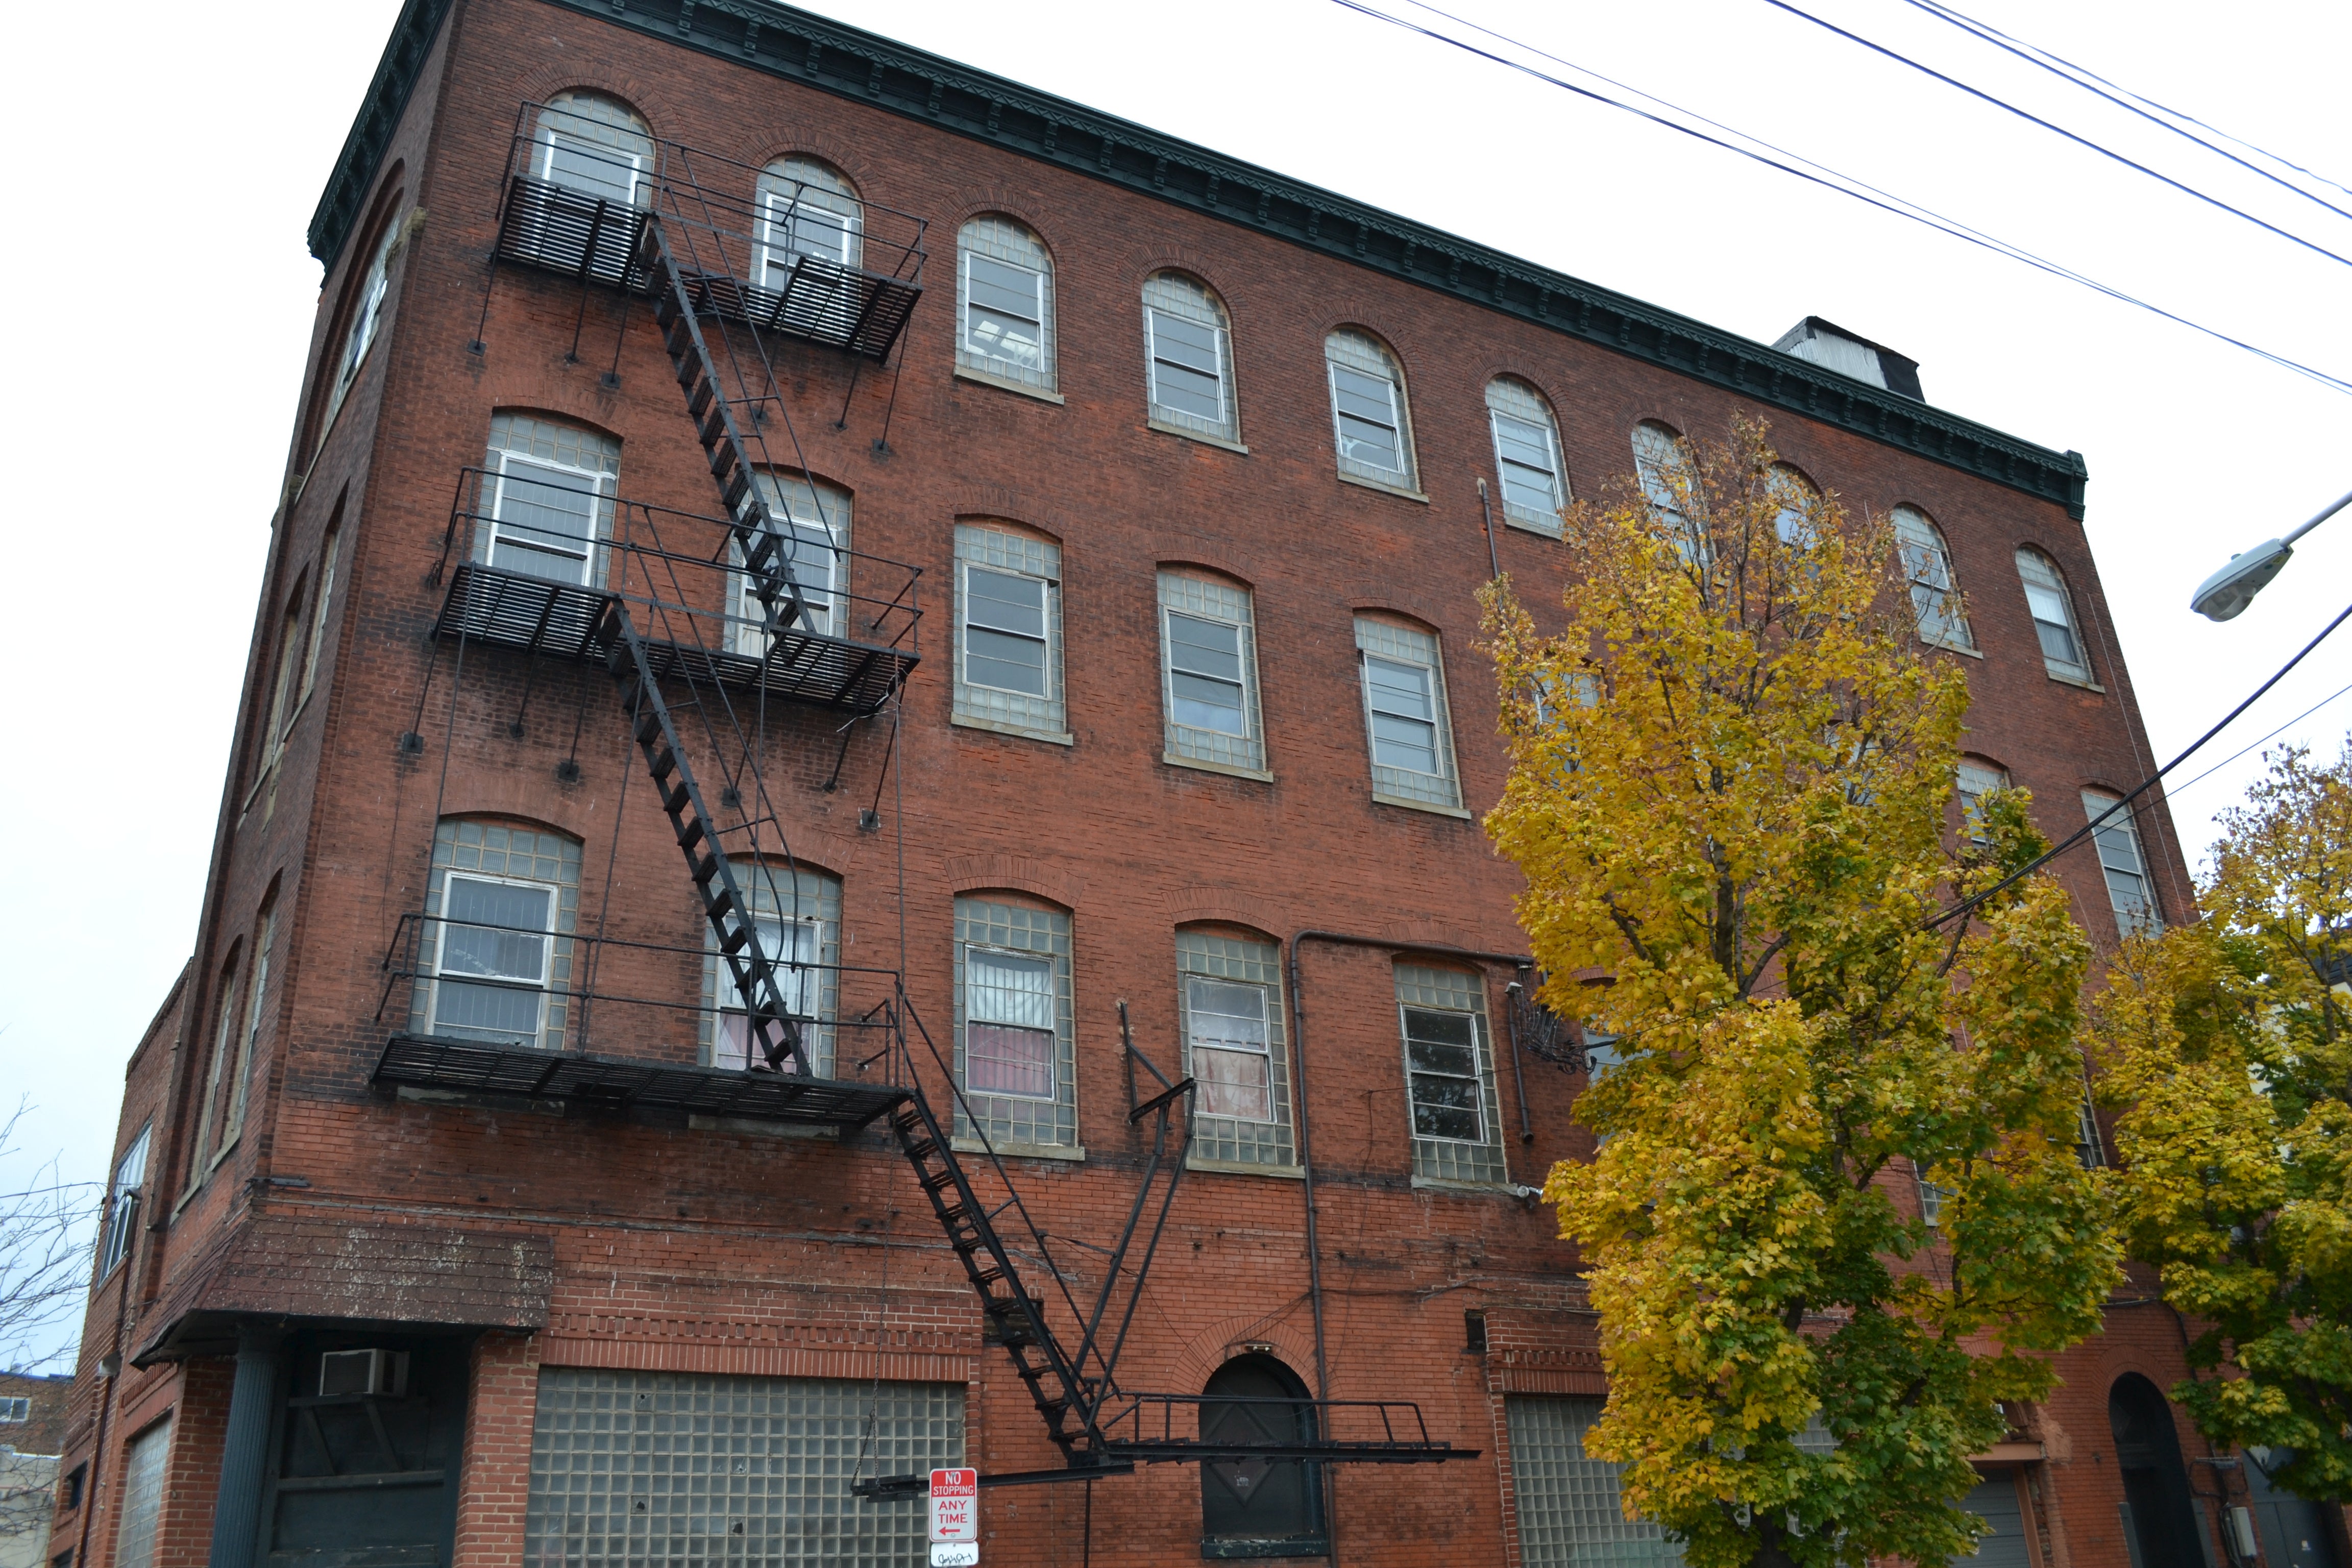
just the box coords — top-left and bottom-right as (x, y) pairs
(47, 0), (2278, 1564)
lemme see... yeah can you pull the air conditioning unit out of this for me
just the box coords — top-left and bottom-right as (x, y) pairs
(319, 1349), (410, 1398)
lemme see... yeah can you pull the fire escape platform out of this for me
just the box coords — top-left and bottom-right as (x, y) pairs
(433, 564), (918, 717)
(374, 1035), (909, 1130)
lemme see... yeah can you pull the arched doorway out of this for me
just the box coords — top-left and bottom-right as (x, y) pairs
(2109, 1374), (2202, 1568)
(1199, 1354), (1326, 1557)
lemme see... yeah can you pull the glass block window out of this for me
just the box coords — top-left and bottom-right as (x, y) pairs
(1158, 571), (1265, 773)
(523, 1370), (962, 1568)
(755, 157), (862, 288)
(1395, 965), (1506, 1185)
(1355, 618), (1462, 811)
(1325, 329), (1417, 488)
(953, 524), (1065, 740)
(409, 818), (582, 1051)
(2015, 548), (2092, 682)
(954, 898), (1077, 1152)
(1894, 506), (1974, 651)
(1507, 1396), (1682, 1568)
(1956, 758), (2011, 844)
(1179, 932), (1295, 1168)
(1142, 272), (1238, 442)
(700, 862), (841, 1074)
(113, 1417), (173, 1568)
(957, 215), (1056, 391)
(1486, 378), (1567, 534)
(1631, 422), (1701, 562)
(481, 412), (620, 589)
(533, 92), (652, 209)
(2083, 790), (2162, 937)
(739, 472), (851, 649)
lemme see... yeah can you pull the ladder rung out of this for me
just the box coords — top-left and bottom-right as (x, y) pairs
(692, 852), (721, 886)
(663, 782), (693, 817)
(686, 377), (715, 419)
(648, 747), (677, 781)
(701, 405), (730, 447)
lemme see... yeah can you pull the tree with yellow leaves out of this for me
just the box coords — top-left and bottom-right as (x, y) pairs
(1483, 416), (2118, 1568)
(2096, 737), (2352, 1500)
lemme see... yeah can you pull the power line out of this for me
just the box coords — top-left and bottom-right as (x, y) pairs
(1756, 0), (2352, 271)
(1903, 0), (2352, 205)
(1899, 0), (2352, 228)
(2163, 679), (2352, 801)
(1333, 0), (2352, 396)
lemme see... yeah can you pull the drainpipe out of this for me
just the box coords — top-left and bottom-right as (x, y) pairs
(1285, 930), (1538, 1568)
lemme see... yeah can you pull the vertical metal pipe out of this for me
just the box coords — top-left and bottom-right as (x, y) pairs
(1478, 478), (1502, 580)
(1281, 940), (1338, 1568)
(1503, 980), (1535, 1142)
(208, 1321), (284, 1567)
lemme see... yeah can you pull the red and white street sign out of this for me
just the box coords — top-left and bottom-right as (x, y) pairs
(928, 1468), (979, 1545)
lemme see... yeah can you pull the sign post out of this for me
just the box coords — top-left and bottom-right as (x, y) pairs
(928, 1467), (979, 1567)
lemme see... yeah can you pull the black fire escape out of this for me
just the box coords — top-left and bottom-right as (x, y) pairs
(374, 103), (1472, 1483)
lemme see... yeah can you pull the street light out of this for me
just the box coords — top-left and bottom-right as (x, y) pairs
(2191, 487), (2352, 621)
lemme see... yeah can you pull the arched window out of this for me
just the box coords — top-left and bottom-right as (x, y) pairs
(1955, 757), (2011, 843)
(1892, 506), (1973, 650)
(1631, 421), (1701, 560)
(1159, 569), (1265, 773)
(957, 215), (1056, 391)
(1485, 377), (1566, 533)
(1768, 463), (1818, 547)
(1199, 1355), (1324, 1555)
(478, 413), (620, 587)
(2084, 789), (2162, 936)
(702, 861), (841, 1075)
(1142, 273), (1237, 443)
(737, 472), (851, 650)
(1325, 330), (1417, 489)
(953, 894), (1076, 1153)
(531, 92), (652, 208)
(1177, 928), (1294, 1168)
(321, 212), (401, 444)
(2110, 1375), (2201, 1568)
(1395, 963), (1505, 1184)
(408, 819), (582, 1052)
(754, 157), (862, 293)
(2015, 547), (2091, 681)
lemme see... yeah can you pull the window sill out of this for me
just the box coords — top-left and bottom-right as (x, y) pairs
(2047, 669), (2106, 693)
(1146, 419), (1249, 455)
(1923, 639), (1983, 660)
(1337, 470), (1430, 504)
(1501, 513), (1564, 538)
(952, 713), (1075, 746)
(953, 1136), (1086, 1163)
(1410, 1175), (1520, 1197)
(954, 364), (1065, 405)
(1371, 791), (1472, 820)
(1186, 1156), (1305, 1180)
(1162, 753), (1273, 783)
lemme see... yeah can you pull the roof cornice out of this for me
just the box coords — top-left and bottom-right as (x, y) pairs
(314, 0), (2088, 517)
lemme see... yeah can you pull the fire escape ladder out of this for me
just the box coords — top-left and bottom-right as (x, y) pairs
(638, 215), (814, 646)
(886, 1071), (1108, 1465)
(599, 596), (807, 1075)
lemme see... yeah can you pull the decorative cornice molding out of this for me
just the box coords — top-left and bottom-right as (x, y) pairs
(316, 0), (2088, 515)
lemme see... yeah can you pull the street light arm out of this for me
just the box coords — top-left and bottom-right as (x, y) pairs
(2285, 486), (2352, 547)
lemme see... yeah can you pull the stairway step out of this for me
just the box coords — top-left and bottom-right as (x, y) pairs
(686, 376), (715, 420)
(692, 852), (721, 886)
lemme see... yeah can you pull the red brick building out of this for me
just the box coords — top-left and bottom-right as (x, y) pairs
(48, 2), (2319, 1565)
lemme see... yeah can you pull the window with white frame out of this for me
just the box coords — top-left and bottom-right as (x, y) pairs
(702, 861), (839, 1074)
(322, 218), (399, 442)
(190, 955), (238, 1179)
(2016, 548), (2092, 682)
(113, 1417), (173, 1568)
(1631, 421), (1701, 560)
(409, 819), (581, 1051)
(1325, 330), (1417, 488)
(219, 908), (275, 1150)
(953, 524), (1065, 740)
(480, 413), (620, 587)
(2075, 1093), (2105, 1168)
(297, 522), (341, 707)
(953, 898), (1077, 1153)
(532, 92), (652, 209)
(97, 1122), (151, 1282)
(736, 472), (850, 650)
(1955, 758), (2011, 844)
(1142, 273), (1238, 442)
(0, 1398), (23, 1423)
(957, 216), (1055, 391)
(1893, 506), (1974, 651)
(2082, 790), (2161, 937)
(1159, 571), (1265, 773)
(1179, 932), (1295, 1168)
(1395, 965), (1506, 1185)
(1486, 378), (1567, 533)
(1507, 1395), (1682, 1568)
(754, 156), (862, 295)
(1915, 1162), (1950, 1228)
(1355, 617), (1461, 811)
(1768, 464), (1817, 547)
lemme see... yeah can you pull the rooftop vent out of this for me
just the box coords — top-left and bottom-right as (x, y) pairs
(1772, 317), (1924, 402)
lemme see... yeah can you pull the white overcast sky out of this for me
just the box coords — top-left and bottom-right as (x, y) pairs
(3, 0), (2348, 1362)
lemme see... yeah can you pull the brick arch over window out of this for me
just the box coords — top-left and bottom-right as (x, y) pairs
(941, 855), (1084, 910)
(1160, 887), (1285, 932)
(507, 70), (679, 139)
(948, 485), (1073, 542)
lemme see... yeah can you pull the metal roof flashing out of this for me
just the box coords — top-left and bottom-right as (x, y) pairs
(309, 0), (2087, 518)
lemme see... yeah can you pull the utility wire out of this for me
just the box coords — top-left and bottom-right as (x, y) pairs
(1903, 0), (2352, 204)
(1337, 0), (2352, 396)
(2160, 679), (2352, 801)
(1899, 0), (2352, 228)
(1757, 0), (2352, 271)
